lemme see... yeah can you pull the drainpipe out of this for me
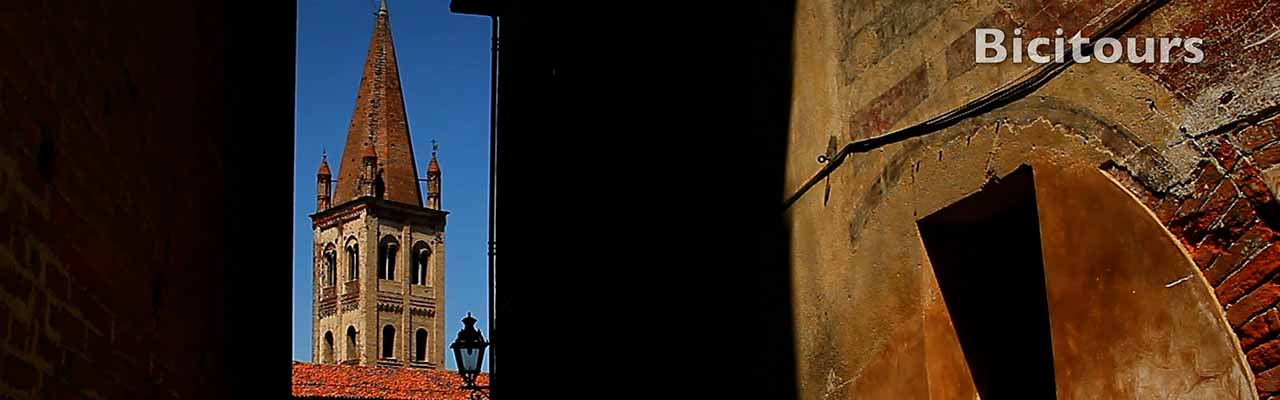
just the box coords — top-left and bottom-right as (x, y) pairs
(487, 13), (499, 392)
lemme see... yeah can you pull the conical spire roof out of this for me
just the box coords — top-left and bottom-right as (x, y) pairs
(333, 4), (423, 206)
(427, 155), (441, 173)
(427, 141), (441, 173)
(318, 152), (332, 176)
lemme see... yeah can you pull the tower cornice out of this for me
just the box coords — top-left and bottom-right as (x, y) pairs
(310, 196), (448, 230)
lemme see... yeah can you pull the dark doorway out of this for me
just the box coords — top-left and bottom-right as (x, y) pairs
(917, 165), (1057, 399)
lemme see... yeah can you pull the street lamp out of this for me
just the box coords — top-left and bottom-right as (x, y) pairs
(451, 312), (489, 398)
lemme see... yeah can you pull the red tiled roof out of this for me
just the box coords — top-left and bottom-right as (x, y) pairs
(292, 362), (488, 400)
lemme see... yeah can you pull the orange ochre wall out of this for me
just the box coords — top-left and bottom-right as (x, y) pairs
(784, 0), (1280, 398)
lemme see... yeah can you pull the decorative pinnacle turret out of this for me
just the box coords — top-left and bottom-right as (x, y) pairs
(427, 140), (441, 173)
(318, 150), (332, 176)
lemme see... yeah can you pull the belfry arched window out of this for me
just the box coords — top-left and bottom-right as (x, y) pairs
(410, 242), (430, 285)
(382, 325), (397, 359)
(415, 329), (428, 362)
(323, 244), (337, 286)
(378, 236), (399, 281)
(345, 239), (359, 281)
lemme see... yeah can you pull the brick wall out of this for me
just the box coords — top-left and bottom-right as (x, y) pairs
(0, 2), (245, 399)
(1107, 117), (1280, 398)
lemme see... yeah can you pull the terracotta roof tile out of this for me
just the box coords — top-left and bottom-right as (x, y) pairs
(292, 362), (488, 400)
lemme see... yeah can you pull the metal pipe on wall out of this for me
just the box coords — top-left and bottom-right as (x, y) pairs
(487, 13), (499, 393)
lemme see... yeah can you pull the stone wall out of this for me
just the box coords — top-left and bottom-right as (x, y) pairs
(785, 0), (1280, 398)
(311, 206), (445, 369)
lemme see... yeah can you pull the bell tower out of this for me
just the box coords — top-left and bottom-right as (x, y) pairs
(310, 0), (447, 370)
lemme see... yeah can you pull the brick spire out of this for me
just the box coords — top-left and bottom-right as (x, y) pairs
(333, 2), (423, 206)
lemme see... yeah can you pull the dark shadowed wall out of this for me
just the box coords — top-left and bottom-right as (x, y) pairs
(0, 1), (294, 398)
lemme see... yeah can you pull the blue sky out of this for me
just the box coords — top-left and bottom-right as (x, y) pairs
(294, 1), (492, 370)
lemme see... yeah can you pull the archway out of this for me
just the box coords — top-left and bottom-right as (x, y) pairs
(913, 163), (1254, 398)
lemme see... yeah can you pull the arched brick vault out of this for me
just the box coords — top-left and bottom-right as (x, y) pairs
(785, 0), (1280, 399)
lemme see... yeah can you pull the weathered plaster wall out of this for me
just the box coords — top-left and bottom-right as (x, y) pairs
(1037, 163), (1252, 398)
(785, 0), (1280, 398)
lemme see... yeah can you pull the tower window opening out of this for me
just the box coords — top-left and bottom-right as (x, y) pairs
(346, 241), (360, 281)
(415, 329), (428, 362)
(323, 331), (335, 363)
(346, 326), (358, 361)
(323, 247), (337, 286)
(378, 237), (399, 280)
(382, 325), (397, 359)
(410, 244), (430, 285)
(409, 249), (420, 285)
